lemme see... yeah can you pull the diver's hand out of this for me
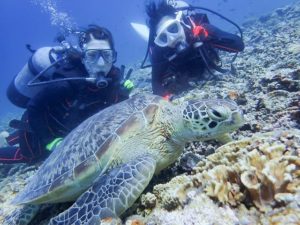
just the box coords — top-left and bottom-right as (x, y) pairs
(162, 93), (176, 101)
(52, 46), (66, 54)
(123, 79), (134, 91)
(192, 24), (210, 42)
(46, 137), (63, 152)
(52, 41), (82, 61)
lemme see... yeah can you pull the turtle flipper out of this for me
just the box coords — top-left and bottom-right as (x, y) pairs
(3, 204), (40, 225)
(49, 154), (156, 225)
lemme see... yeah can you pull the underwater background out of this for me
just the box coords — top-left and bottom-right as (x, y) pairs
(0, 0), (296, 117)
(0, 0), (300, 224)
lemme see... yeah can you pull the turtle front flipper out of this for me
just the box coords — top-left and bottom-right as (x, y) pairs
(3, 204), (40, 225)
(49, 154), (156, 225)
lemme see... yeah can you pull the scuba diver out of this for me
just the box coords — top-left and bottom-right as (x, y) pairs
(0, 25), (134, 164)
(143, 0), (245, 97)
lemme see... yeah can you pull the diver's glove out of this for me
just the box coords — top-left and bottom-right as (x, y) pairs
(193, 25), (208, 41)
(162, 93), (176, 101)
(192, 24), (209, 41)
(46, 137), (63, 152)
(123, 79), (134, 92)
(53, 35), (82, 63)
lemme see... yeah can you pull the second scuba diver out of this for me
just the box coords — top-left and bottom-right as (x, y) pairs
(144, 0), (245, 98)
(0, 25), (134, 164)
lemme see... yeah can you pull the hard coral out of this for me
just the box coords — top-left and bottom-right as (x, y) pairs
(193, 129), (300, 211)
(151, 176), (192, 211)
(202, 165), (244, 206)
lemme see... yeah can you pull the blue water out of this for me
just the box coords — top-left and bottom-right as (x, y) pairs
(0, 0), (295, 118)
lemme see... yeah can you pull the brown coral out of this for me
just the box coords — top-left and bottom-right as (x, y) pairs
(193, 129), (300, 211)
(135, 130), (300, 225)
(203, 165), (244, 206)
(227, 90), (239, 100)
(151, 176), (192, 211)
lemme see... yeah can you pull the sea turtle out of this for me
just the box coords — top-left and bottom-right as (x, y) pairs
(5, 93), (244, 225)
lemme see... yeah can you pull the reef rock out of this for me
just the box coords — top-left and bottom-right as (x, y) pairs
(134, 130), (300, 225)
(193, 130), (300, 211)
(0, 131), (9, 147)
(0, 1), (300, 224)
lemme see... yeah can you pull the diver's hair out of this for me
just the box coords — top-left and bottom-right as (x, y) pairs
(146, 1), (176, 44)
(78, 25), (115, 50)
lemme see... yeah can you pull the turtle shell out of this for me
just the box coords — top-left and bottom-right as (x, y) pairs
(13, 94), (163, 205)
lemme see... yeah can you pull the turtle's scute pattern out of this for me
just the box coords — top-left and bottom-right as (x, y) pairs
(13, 94), (162, 204)
(49, 155), (156, 225)
(116, 112), (146, 137)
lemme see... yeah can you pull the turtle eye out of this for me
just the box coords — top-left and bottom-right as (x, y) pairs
(207, 107), (228, 121)
(212, 109), (222, 118)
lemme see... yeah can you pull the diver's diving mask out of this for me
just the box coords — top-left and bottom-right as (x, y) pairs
(84, 49), (116, 64)
(83, 50), (114, 77)
(154, 11), (186, 48)
(82, 37), (116, 77)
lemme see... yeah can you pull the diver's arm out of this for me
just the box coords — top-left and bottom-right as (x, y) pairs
(26, 82), (75, 145)
(201, 23), (244, 52)
(114, 67), (131, 102)
(152, 66), (165, 96)
(192, 13), (244, 52)
(150, 47), (172, 97)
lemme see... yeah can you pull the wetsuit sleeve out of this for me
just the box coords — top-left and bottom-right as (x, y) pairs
(26, 82), (75, 145)
(112, 66), (130, 102)
(152, 63), (170, 96)
(202, 23), (245, 52)
(150, 46), (171, 96)
(192, 13), (244, 52)
(116, 84), (130, 102)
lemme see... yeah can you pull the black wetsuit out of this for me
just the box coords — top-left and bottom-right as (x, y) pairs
(0, 66), (129, 164)
(150, 13), (245, 96)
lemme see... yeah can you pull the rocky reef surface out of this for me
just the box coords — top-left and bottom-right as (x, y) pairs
(0, 1), (299, 225)
(136, 130), (300, 225)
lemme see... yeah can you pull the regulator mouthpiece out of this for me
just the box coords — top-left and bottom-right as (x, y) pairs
(96, 77), (109, 88)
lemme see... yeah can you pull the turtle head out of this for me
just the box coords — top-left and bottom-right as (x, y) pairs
(178, 99), (245, 142)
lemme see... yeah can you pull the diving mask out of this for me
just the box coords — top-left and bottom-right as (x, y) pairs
(154, 11), (186, 48)
(82, 38), (116, 76)
(84, 49), (116, 64)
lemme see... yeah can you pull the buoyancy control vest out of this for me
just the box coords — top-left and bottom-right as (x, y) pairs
(7, 46), (85, 108)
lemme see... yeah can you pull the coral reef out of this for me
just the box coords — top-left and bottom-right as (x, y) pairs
(0, 1), (300, 224)
(140, 193), (240, 225)
(194, 130), (300, 210)
(0, 131), (9, 147)
(0, 165), (38, 224)
(136, 130), (300, 225)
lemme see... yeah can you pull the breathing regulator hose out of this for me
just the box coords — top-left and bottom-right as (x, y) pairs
(140, 5), (243, 69)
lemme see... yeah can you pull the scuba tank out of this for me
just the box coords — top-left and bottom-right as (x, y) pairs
(7, 38), (93, 108)
(7, 30), (129, 109)
(7, 47), (61, 108)
(7, 41), (127, 108)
